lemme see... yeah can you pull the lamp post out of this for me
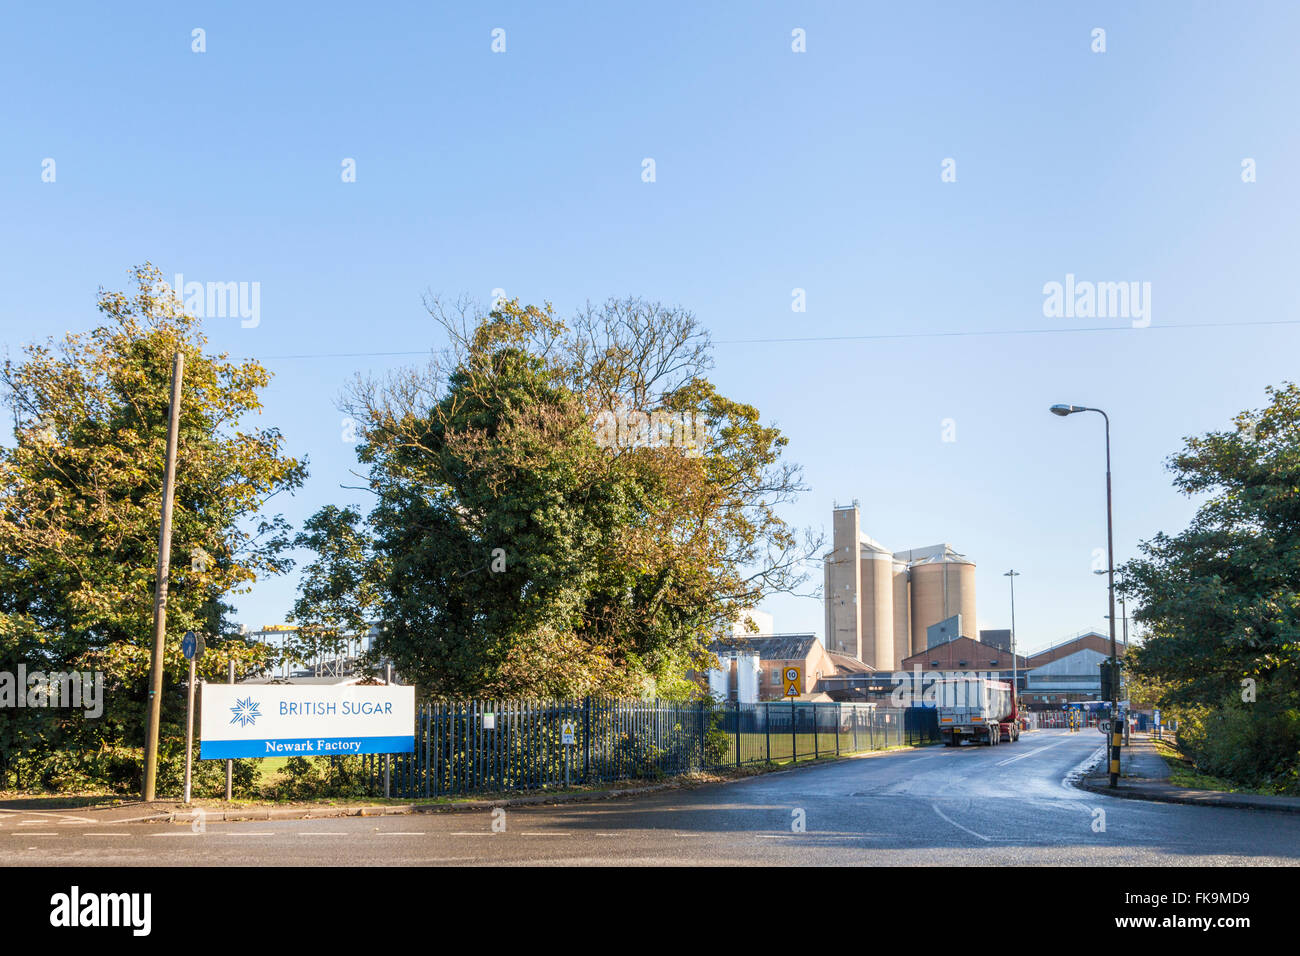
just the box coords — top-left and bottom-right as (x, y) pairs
(1051, 403), (1121, 787)
(1096, 568), (1131, 654)
(1004, 570), (1020, 712)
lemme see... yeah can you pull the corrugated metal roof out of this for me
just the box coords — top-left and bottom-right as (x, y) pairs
(714, 633), (819, 660)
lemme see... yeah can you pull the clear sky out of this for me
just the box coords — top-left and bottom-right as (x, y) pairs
(3, 2), (1298, 657)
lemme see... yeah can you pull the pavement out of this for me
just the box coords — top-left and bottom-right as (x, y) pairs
(3, 729), (1298, 865)
(0, 777), (697, 825)
(1077, 731), (1300, 813)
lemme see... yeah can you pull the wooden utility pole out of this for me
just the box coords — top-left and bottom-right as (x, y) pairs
(143, 351), (184, 801)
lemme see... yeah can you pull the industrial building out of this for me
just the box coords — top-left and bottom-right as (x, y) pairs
(1020, 630), (1129, 709)
(823, 502), (977, 673)
(708, 633), (874, 702)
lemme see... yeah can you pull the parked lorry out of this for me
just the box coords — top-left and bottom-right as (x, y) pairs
(936, 676), (1019, 746)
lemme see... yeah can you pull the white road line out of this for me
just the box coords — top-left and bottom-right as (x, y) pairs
(21, 832), (58, 836)
(931, 803), (991, 842)
(996, 739), (1070, 766)
(0, 810), (97, 823)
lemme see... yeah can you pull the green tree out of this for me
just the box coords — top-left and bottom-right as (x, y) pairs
(288, 505), (382, 672)
(1123, 382), (1300, 791)
(0, 264), (306, 790)
(345, 297), (816, 699)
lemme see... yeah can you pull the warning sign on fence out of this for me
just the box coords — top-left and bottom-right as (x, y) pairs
(784, 666), (801, 698)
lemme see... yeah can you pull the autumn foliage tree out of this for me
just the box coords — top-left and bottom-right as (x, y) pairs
(1123, 383), (1300, 792)
(0, 264), (305, 790)
(344, 296), (817, 700)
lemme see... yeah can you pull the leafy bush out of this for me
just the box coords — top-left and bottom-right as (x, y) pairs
(1174, 684), (1300, 794)
(260, 755), (370, 800)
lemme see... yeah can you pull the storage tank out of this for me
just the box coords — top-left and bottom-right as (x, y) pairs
(860, 545), (894, 670)
(735, 651), (760, 703)
(892, 560), (912, 666)
(908, 551), (977, 652)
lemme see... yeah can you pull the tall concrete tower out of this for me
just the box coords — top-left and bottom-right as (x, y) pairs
(824, 504), (862, 659)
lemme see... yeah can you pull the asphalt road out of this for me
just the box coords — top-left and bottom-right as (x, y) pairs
(3, 730), (1298, 865)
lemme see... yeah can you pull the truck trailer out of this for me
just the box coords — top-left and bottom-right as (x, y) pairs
(936, 676), (1019, 746)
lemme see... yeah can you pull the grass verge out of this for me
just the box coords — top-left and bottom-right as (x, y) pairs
(1147, 736), (1276, 795)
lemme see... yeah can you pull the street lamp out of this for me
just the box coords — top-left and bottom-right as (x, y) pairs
(1051, 403), (1122, 787)
(1004, 570), (1020, 713)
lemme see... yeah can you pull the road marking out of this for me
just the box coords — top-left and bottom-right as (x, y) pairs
(931, 803), (991, 842)
(0, 809), (97, 824)
(22, 832), (58, 836)
(996, 739), (1070, 766)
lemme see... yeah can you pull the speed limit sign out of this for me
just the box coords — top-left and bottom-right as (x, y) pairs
(783, 666), (802, 698)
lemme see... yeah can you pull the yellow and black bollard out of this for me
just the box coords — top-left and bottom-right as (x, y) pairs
(1109, 717), (1123, 787)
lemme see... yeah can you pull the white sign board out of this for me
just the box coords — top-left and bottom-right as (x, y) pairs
(561, 720), (576, 745)
(200, 683), (415, 759)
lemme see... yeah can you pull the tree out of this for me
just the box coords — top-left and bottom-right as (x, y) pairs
(0, 263), (306, 789)
(345, 296), (817, 699)
(1123, 383), (1300, 790)
(288, 505), (382, 672)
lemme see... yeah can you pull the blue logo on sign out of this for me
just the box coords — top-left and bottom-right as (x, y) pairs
(230, 696), (261, 728)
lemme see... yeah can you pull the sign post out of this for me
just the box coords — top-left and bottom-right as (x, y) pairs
(181, 630), (205, 804)
(561, 720), (576, 788)
(225, 658), (234, 801)
(783, 665), (802, 699)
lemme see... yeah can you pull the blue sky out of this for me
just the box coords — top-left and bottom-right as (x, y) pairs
(3, 2), (1298, 656)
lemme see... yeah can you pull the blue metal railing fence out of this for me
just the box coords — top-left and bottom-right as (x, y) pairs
(366, 699), (940, 798)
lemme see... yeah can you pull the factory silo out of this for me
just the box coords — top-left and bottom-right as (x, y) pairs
(909, 551), (977, 652)
(892, 560), (912, 667)
(860, 545), (895, 671)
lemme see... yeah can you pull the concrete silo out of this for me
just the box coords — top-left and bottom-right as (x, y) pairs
(908, 550), (977, 652)
(860, 545), (895, 671)
(824, 505), (863, 659)
(892, 560), (912, 667)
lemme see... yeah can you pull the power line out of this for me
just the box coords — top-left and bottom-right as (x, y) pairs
(242, 317), (1300, 361)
